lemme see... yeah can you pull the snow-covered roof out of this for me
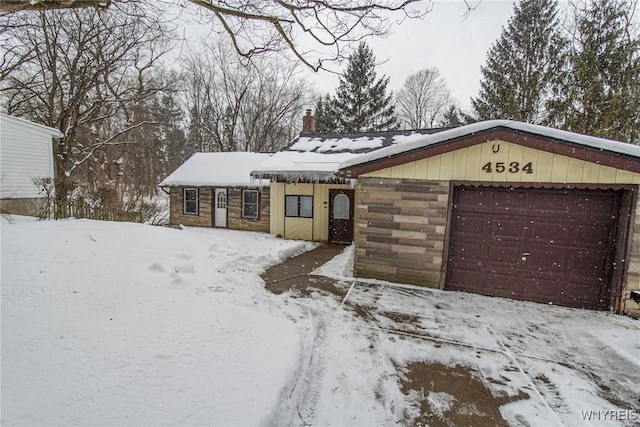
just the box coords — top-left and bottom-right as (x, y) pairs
(251, 128), (448, 180)
(287, 128), (446, 154)
(160, 152), (272, 187)
(251, 151), (359, 181)
(338, 120), (640, 170)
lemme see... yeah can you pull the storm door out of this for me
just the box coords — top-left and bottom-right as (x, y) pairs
(214, 188), (227, 228)
(328, 189), (354, 243)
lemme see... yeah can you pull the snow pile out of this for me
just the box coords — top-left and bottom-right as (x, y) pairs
(1, 217), (311, 426)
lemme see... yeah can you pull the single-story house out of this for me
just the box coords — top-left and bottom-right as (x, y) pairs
(335, 120), (640, 316)
(159, 152), (272, 232)
(0, 113), (62, 217)
(161, 115), (640, 316)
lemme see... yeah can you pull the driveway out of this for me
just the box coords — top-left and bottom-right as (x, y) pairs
(265, 245), (640, 426)
(341, 282), (640, 426)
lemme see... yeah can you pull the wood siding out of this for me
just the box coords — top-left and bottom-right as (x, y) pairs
(362, 139), (640, 185)
(354, 177), (449, 286)
(269, 182), (353, 241)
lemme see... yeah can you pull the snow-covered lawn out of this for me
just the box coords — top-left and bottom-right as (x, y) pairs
(2, 217), (639, 426)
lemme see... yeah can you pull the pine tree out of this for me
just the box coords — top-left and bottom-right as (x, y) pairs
(332, 42), (397, 132)
(439, 105), (464, 127)
(471, 0), (568, 123)
(314, 94), (338, 133)
(548, 0), (640, 143)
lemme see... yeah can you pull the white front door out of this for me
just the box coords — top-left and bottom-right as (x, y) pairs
(214, 188), (227, 227)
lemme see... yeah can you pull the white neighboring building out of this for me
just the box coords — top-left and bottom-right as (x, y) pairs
(0, 113), (62, 216)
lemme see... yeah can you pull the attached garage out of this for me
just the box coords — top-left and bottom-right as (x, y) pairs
(337, 120), (640, 316)
(447, 185), (632, 310)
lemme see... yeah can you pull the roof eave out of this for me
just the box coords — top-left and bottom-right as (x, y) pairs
(337, 126), (640, 177)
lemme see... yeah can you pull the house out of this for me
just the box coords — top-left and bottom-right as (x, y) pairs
(159, 152), (272, 232)
(251, 113), (445, 243)
(161, 114), (640, 316)
(0, 113), (62, 217)
(335, 120), (640, 316)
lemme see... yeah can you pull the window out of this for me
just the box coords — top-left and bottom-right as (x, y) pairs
(216, 190), (227, 209)
(285, 195), (313, 218)
(242, 190), (259, 219)
(333, 193), (350, 219)
(184, 188), (198, 214)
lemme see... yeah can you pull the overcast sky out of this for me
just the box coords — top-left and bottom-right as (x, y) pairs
(305, 0), (517, 112)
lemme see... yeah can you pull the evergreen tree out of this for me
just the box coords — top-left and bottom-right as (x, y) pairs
(332, 42), (397, 132)
(314, 94), (338, 133)
(439, 105), (464, 127)
(548, 0), (640, 143)
(471, 0), (567, 123)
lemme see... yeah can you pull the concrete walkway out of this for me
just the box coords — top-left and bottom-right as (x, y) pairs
(262, 244), (347, 296)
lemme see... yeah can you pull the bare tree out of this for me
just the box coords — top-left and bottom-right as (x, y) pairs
(183, 40), (312, 153)
(396, 68), (453, 129)
(3, 0), (431, 71)
(1, 3), (174, 208)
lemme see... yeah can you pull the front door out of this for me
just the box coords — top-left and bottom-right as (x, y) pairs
(329, 189), (354, 243)
(214, 188), (227, 228)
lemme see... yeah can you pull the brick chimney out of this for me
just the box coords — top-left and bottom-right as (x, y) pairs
(301, 109), (315, 135)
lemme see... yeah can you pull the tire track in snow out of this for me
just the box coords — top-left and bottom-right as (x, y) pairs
(295, 309), (328, 426)
(265, 301), (332, 427)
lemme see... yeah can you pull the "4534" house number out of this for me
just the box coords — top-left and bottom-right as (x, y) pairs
(482, 161), (534, 174)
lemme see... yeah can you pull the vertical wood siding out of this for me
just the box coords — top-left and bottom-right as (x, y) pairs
(270, 182), (353, 241)
(363, 139), (640, 185)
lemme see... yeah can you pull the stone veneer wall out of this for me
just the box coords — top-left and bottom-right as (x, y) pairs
(227, 188), (270, 233)
(354, 177), (449, 286)
(0, 197), (45, 217)
(624, 190), (640, 318)
(169, 186), (212, 227)
(169, 186), (270, 232)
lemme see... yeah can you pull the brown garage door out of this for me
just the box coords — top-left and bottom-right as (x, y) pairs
(446, 186), (621, 310)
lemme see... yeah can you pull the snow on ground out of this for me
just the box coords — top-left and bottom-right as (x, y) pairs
(2, 217), (639, 426)
(1, 216), (313, 426)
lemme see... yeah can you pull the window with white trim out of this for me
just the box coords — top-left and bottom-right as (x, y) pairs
(285, 195), (313, 218)
(242, 190), (259, 219)
(216, 190), (227, 209)
(184, 188), (198, 214)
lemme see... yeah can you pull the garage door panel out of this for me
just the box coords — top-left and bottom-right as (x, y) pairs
(487, 245), (521, 264)
(490, 218), (527, 240)
(571, 222), (614, 247)
(522, 247), (566, 271)
(567, 248), (611, 276)
(529, 222), (570, 244)
(446, 186), (619, 311)
(451, 215), (488, 235)
(449, 240), (485, 260)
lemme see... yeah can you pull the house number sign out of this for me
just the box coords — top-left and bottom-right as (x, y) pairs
(481, 143), (534, 174)
(482, 161), (534, 174)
